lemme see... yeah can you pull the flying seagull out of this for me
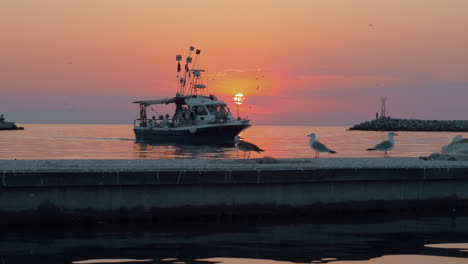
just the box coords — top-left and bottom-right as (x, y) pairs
(234, 136), (264, 159)
(307, 133), (337, 158)
(366, 132), (398, 158)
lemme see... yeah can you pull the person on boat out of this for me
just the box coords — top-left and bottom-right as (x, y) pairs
(182, 108), (192, 126)
(159, 116), (163, 127)
(0, 114), (4, 122)
(187, 110), (196, 126)
(174, 107), (184, 127)
(148, 116), (157, 128)
(217, 106), (227, 122)
(208, 105), (217, 115)
(180, 108), (188, 126)
(161, 114), (169, 127)
(195, 106), (206, 115)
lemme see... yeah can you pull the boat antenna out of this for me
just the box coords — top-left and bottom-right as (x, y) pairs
(180, 46), (195, 95)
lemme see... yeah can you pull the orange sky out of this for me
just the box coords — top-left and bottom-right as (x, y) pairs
(1, 0), (467, 124)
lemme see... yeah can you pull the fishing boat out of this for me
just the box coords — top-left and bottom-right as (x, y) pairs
(132, 47), (251, 146)
(0, 114), (24, 130)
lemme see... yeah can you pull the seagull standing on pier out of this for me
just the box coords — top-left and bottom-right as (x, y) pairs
(308, 133), (337, 158)
(366, 132), (398, 158)
(234, 136), (264, 159)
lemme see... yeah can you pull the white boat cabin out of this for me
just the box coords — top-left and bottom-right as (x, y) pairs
(135, 95), (236, 129)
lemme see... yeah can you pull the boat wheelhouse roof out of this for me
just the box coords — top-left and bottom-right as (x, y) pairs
(134, 95), (226, 107)
(133, 97), (179, 106)
(185, 97), (226, 106)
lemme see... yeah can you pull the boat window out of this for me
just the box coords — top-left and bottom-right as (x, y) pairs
(218, 105), (229, 115)
(215, 105), (229, 119)
(207, 105), (218, 115)
(193, 105), (208, 115)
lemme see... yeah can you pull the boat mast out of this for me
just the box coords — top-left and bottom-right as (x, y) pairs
(176, 46), (193, 95)
(175, 46), (205, 96)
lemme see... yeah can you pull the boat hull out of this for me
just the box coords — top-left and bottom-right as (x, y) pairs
(134, 123), (250, 146)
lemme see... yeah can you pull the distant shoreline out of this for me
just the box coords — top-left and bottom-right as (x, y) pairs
(349, 117), (468, 132)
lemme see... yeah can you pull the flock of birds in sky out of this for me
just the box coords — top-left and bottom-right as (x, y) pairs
(234, 132), (397, 159)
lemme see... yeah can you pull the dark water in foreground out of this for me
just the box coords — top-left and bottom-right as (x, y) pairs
(2, 125), (468, 263)
(1, 216), (468, 264)
(1, 124), (468, 159)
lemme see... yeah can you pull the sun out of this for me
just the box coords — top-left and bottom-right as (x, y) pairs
(234, 93), (244, 105)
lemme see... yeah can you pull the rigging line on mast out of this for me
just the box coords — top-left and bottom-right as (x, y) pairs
(191, 49), (201, 69)
(189, 49), (201, 94)
(149, 107), (160, 117)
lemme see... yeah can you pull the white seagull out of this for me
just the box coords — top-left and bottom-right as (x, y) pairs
(234, 136), (264, 159)
(366, 132), (398, 158)
(307, 133), (337, 158)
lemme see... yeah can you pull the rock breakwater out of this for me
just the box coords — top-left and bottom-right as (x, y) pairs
(349, 117), (468, 132)
(0, 121), (24, 130)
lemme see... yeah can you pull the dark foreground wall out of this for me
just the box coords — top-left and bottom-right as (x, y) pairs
(1, 159), (468, 223)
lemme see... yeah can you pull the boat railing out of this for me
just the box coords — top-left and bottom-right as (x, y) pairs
(134, 118), (174, 128)
(134, 117), (207, 128)
(134, 113), (247, 128)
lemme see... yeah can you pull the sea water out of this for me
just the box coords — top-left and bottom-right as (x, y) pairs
(1, 124), (468, 264)
(1, 216), (468, 264)
(0, 124), (467, 159)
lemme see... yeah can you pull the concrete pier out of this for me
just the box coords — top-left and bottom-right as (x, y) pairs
(1, 158), (468, 223)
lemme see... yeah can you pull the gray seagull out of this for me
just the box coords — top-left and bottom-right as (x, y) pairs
(234, 136), (264, 159)
(308, 133), (337, 158)
(366, 132), (398, 158)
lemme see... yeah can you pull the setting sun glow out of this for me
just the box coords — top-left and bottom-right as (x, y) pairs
(234, 93), (244, 105)
(1, 0), (467, 125)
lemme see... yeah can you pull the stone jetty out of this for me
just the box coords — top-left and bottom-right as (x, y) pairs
(0, 122), (24, 130)
(0, 115), (24, 130)
(349, 117), (468, 132)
